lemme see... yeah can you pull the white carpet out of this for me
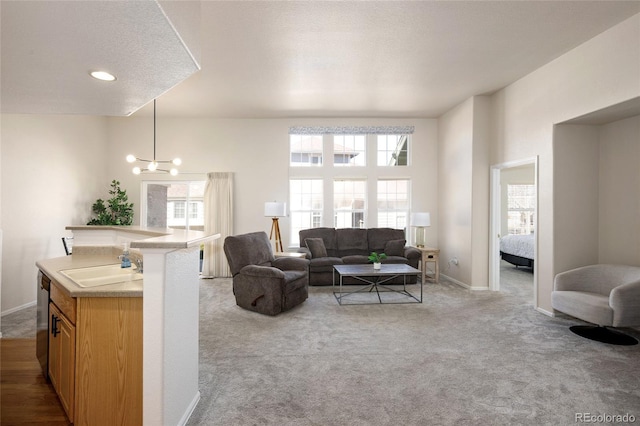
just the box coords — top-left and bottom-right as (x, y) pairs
(189, 272), (640, 426)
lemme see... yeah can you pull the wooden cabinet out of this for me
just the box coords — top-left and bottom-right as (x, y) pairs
(75, 297), (143, 425)
(49, 280), (77, 422)
(49, 301), (76, 421)
(47, 278), (142, 426)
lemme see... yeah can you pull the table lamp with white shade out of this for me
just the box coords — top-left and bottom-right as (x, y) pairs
(411, 212), (431, 248)
(264, 202), (287, 252)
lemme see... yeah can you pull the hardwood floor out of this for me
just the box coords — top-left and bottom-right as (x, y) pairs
(1, 338), (71, 425)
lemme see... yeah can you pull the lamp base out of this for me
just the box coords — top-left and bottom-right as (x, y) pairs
(269, 217), (283, 252)
(414, 226), (426, 248)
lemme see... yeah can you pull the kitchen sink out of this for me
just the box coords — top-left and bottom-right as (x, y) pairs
(60, 264), (143, 288)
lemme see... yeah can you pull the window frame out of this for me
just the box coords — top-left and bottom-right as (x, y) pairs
(140, 179), (206, 231)
(289, 178), (324, 246)
(507, 184), (536, 235)
(376, 178), (411, 229)
(289, 131), (414, 248)
(333, 178), (367, 229)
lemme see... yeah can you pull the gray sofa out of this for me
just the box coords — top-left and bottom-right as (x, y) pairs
(298, 227), (421, 286)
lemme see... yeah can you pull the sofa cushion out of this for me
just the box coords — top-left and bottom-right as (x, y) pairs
(336, 228), (369, 256)
(342, 255), (370, 265)
(305, 238), (327, 258)
(309, 257), (344, 273)
(383, 256), (410, 265)
(551, 290), (613, 326)
(300, 228), (339, 257)
(368, 228), (407, 253)
(384, 239), (406, 257)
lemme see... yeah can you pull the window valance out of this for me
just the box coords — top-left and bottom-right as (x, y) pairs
(289, 126), (414, 135)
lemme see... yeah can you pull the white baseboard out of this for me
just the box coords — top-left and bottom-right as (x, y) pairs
(441, 274), (489, 291)
(1, 300), (36, 317)
(535, 306), (555, 317)
(178, 391), (201, 426)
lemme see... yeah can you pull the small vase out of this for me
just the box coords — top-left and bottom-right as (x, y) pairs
(373, 262), (381, 270)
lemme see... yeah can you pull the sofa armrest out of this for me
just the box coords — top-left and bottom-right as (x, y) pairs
(404, 246), (421, 261)
(610, 279), (640, 327)
(297, 247), (312, 259)
(273, 257), (310, 271)
(240, 264), (285, 279)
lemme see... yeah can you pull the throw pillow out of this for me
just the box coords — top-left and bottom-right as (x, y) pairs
(384, 239), (406, 257)
(305, 238), (327, 258)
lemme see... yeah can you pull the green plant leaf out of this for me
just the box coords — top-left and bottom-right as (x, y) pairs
(87, 180), (134, 226)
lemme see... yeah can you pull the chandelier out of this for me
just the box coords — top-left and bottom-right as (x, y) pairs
(126, 99), (181, 175)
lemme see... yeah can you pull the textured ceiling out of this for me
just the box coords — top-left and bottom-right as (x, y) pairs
(1, 1), (639, 118)
(1, 0), (201, 116)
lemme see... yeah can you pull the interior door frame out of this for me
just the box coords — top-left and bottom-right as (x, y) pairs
(489, 157), (539, 306)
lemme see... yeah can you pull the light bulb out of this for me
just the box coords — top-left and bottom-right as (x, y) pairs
(132, 167), (141, 175)
(170, 168), (179, 176)
(90, 70), (116, 81)
(126, 154), (136, 163)
(172, 158), (182, 166)
(148, 161), (158, 171)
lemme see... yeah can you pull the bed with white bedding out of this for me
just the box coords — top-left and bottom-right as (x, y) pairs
(500, 233), (534, 268)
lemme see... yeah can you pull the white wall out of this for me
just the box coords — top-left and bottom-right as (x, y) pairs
(471, 96), (491, 289)
(1, 114), (108, 313)
(490, 13), (640, 312)
(553, 116), (640, 273)
(438, 98), (474, 286)
(105, 116), (438, 250)
(598, 115), (640, 265)
(438, 96), (491, 289)
(553, 124), (601, 272)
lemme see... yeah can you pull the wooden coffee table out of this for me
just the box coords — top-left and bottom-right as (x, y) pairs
(332, 264), (422, 305)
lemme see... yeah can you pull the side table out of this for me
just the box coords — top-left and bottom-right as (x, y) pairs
(411, 246), (440, 283)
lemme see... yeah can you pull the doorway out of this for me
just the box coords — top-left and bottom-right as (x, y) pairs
(489, 157), (538, 307)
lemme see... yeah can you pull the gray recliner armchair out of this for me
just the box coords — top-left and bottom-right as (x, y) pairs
(552, 264), (640, 345)
(223, 231), (310, 316)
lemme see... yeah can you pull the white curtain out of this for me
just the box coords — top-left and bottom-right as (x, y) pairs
(202, 172), (233, 278)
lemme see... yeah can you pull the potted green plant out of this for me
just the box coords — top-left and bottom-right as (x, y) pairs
(368, 252), (387, 270)
(87, 180), (134, 225)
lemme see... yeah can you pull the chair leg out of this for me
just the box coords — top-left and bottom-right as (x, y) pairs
(569, 325), (638, 346)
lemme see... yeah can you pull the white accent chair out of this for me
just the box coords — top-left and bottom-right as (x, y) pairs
(552, 264), (640, 345)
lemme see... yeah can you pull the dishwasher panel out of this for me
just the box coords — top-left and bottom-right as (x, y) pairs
(36, 271), (50, 378)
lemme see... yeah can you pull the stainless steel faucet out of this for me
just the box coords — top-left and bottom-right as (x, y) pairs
(132, 256), (143, 273)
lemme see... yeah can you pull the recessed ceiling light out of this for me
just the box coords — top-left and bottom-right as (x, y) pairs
(90, 70), (117, 81)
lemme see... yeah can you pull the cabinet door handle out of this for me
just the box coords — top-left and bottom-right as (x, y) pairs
(51, 314), (60, 337)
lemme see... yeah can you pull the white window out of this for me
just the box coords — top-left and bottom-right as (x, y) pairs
(173, 201), (186, 219)
(377, 134), (409, 166)
(290, 134), (323, 166)
(141, 180), (205, 231)
(289, 127), (414, 248)
(333, 135), (366, 167)
(377, 179), (410, 229)
(507, 184), (535, 235)
(289, 179), (323, 246)
(334, 179), (366, 228)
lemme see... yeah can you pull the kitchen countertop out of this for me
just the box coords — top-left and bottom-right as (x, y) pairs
(42, 226), (220, 298)
(36, 254), (143, 298)
(66, 225), (218, 249)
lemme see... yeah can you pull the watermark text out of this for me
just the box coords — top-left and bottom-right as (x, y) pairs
(576, 413), (636, 423)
